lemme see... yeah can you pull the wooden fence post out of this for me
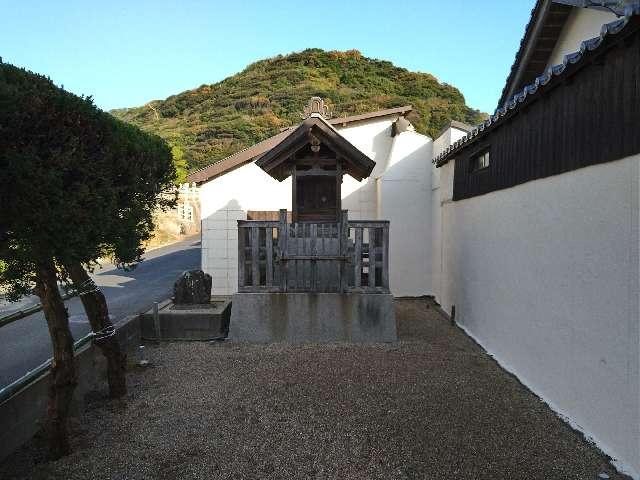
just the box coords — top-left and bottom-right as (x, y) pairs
(382, 223), (389, 290)
(265, 227), (273, 287)
(279, 209), (288, 292)
(238, 224), (245, 288)
(368, 227), (376, 289)
(354, 226), (362, 289)
(251, 226), (260, 287)
(340, 210), (348, 293)
(310, 223), (318, 291)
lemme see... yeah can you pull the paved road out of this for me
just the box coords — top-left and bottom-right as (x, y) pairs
(0, 237), (201, 388)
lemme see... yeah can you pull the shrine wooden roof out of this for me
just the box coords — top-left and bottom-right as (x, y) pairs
(255, 115), (376, 182)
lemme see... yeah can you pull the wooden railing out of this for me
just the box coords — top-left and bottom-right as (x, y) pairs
(238, 210), (389, 293)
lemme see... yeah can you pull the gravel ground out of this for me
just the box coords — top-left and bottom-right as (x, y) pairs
(0, 298), (627, 479)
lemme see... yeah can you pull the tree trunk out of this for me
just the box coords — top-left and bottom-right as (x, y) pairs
(66, 261), (127, 398)
(34, 260), (77, 459)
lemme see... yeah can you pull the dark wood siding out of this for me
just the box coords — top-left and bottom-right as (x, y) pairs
(453, 22), (640, 201)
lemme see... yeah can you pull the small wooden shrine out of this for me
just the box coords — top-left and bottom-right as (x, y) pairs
(230, 98), (396, 342)
(236, 98), (390, 294)
(256, 97), (375, 223)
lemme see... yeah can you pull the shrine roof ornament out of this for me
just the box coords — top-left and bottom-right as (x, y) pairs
(301, 96), (332, 120)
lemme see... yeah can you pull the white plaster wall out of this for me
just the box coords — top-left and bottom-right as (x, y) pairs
(431, 126), (471, 304)
(379, 130), (433, 296)
(431, 130), (450, 192)
(341, 117), (396, 221)
(437, 154), (640, 477)
(200, 162), (292, 295)
(432, 128), (452, 160)
(341, 176), (377, 221)
(337, 117), (396, 177)
(546, 7), (617, 69)
(432, 126), (468, 191)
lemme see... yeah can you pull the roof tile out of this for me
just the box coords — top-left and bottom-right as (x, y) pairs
(434, 8), (639, 167)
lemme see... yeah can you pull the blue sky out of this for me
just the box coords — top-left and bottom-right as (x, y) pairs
(1, 0), (535, 114)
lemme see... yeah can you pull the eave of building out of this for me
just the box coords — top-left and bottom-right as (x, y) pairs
(255, 114), (376, 182)
(327, 105), (412, 127)
(434, 7), (640, 168)
(186, 105), (412, 184)
(497, 0), (573, 110)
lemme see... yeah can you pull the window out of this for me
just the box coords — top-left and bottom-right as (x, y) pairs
(470, 150), (490, 172)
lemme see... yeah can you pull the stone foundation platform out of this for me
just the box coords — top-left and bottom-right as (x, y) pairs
(229, 293), (396, 343)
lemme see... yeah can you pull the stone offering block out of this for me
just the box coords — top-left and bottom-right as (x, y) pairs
(141, 297), (231, 341)
(174, 270), (212, 305)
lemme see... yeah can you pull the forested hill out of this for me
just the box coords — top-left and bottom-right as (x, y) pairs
(111, 49), (486, 174)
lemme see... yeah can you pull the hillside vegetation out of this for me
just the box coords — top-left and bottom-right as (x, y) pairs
(111, 49), (485, 173)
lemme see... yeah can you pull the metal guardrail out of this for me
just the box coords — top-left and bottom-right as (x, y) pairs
(0, 304), (44, 329)
(0, 291), (86, 404)
(0, 330), (94, 404)
(0, 292), (76, 329)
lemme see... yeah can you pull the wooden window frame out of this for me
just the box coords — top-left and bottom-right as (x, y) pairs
(469, 147), (491, 173)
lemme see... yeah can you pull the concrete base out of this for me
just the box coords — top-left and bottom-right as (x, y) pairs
(229, 293), (397, 343)
(141, 297), (231, 341)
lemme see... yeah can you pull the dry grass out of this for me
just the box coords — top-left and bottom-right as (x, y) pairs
(0, 298), (627, 479)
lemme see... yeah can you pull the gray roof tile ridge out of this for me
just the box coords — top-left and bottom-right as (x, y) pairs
(433, 6), (639, 167)
(187, 126), (296, 178)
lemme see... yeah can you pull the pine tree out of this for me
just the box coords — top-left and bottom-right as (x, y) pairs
(0, 62), (175, 457)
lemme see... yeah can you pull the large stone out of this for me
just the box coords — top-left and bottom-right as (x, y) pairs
(173, 270), (212, 305)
